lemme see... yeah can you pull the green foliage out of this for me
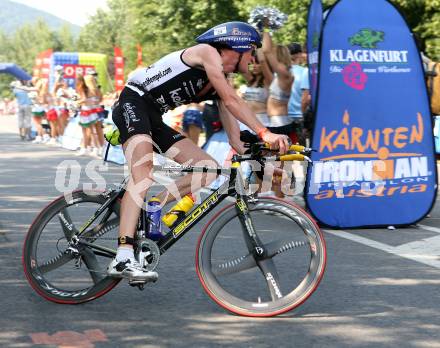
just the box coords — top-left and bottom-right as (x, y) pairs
(77, 0), (135, 75)
(1, 0), (440, 96)
(125, 0), (242, 66)
(0, 20), (76, 97)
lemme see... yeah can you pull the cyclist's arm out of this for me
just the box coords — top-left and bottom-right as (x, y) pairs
(186, 44), (289, 153)
(188, 44), (266, 135)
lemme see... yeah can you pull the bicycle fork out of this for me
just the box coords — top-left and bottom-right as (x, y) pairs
(231, 160), (266, 259)
(235, 195), (284, 300)
(235, 196), (265, 258)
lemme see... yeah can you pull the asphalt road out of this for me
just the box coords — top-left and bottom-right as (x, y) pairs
(1, 115), (439, 348)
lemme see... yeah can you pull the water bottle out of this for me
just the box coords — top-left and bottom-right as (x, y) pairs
(162, 194), (195, 227)
(146, 196), (163, 241)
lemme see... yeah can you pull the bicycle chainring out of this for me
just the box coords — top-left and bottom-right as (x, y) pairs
(135, 238), (160, 271)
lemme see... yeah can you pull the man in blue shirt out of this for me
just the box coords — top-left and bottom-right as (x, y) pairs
(11, 80), (33, 140)
(287, 43), (309, 122)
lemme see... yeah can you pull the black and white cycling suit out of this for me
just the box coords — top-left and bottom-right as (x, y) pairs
(112, 49), (218, 152)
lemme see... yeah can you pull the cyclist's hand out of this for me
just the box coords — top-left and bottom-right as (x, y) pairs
(262, 131), (290, 154)
(273, 167), (284, 177)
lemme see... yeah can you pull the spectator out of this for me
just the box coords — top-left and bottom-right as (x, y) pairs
(41, 78), (62, 146)
(182, 103), (204, 145)
(52, 65), (70, 135)
(262, 30), (295, 198)
(201, 100), (222, 143)
(10, 80), (33, 141)
(84, 73), (105, 156)
(76, 73), (100, 156)
(238, 48), (272, 127)
(287, 43), (310, 143)
(31, 78), (50, 144)
(262, 31), (294, 128)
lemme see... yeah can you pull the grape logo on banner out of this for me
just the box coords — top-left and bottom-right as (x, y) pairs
(342, 62), (368, 90)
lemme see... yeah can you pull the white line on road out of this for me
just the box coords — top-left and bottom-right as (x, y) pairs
(416, 224), (440, 234)
(324, 226), (440, 269)
(155, 169), (440, 269)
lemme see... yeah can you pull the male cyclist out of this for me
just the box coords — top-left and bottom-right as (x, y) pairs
(107, 21), (290, 281)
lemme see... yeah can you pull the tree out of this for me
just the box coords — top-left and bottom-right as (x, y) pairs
(56, 24), (76, 52)
(392, 0), (440, 60)
(126, 0), (242, 66)
(77, 0), (135, 79)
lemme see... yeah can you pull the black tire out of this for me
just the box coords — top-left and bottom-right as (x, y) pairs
(196, 197), (326, 317)
(22, 190), (121, 304)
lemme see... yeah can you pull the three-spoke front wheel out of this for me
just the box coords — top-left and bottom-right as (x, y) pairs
(196, 197), (326, 317)
(22, 190), (121, 304)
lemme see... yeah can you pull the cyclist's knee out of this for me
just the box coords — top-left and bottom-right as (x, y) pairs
(123, 134), (154, 165)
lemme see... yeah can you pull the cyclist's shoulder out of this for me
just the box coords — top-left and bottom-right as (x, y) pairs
(185, 44), (219, 61)
(182, 44), (220, 70)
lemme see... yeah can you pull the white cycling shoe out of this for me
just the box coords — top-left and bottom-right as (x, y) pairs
(107, 258), (158, 283)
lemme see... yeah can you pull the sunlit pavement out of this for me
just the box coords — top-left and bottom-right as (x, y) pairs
(1, 115), (439, 348)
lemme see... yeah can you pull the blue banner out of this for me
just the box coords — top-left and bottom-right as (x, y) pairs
(305, 0), (437, 228)
(306, 0), (323, 111)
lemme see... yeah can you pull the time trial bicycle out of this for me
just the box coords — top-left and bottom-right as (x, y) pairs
(22, 140), (326, 317)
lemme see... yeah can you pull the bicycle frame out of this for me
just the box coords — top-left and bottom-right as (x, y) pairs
(75, 157), (261, 258)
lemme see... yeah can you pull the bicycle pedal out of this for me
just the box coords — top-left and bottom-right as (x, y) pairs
(128, 274), (158, 286)
(128, 279), (147, 286)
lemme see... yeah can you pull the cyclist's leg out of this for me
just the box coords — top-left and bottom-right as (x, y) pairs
(150, 116), (219, 204)
(157, 138), (219, 204)
(108, 93), (159, 280)
(121, 134), (155, 240)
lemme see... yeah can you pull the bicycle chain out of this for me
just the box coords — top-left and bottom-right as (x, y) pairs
(80, 236), (119, 241)
(80, 219), (120, 241)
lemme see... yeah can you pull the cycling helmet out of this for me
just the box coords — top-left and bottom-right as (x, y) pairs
(196, 21), (261, 53)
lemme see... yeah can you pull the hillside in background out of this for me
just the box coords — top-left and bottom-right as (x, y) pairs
(0, 0), (81, 35)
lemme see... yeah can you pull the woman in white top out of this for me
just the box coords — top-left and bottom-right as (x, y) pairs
(84, 74), (105, 156)
(262, 30), (295, 198)
(238, 48), (272, 127)
(262, 30), (294, 128)
(76, 74), (101, 156)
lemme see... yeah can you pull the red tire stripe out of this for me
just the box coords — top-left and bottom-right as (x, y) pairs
(195, 197), (327, 317)
(22, 190), (121, 304)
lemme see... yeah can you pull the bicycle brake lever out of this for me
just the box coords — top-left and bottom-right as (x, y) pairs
(303, 155), (312, 163)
